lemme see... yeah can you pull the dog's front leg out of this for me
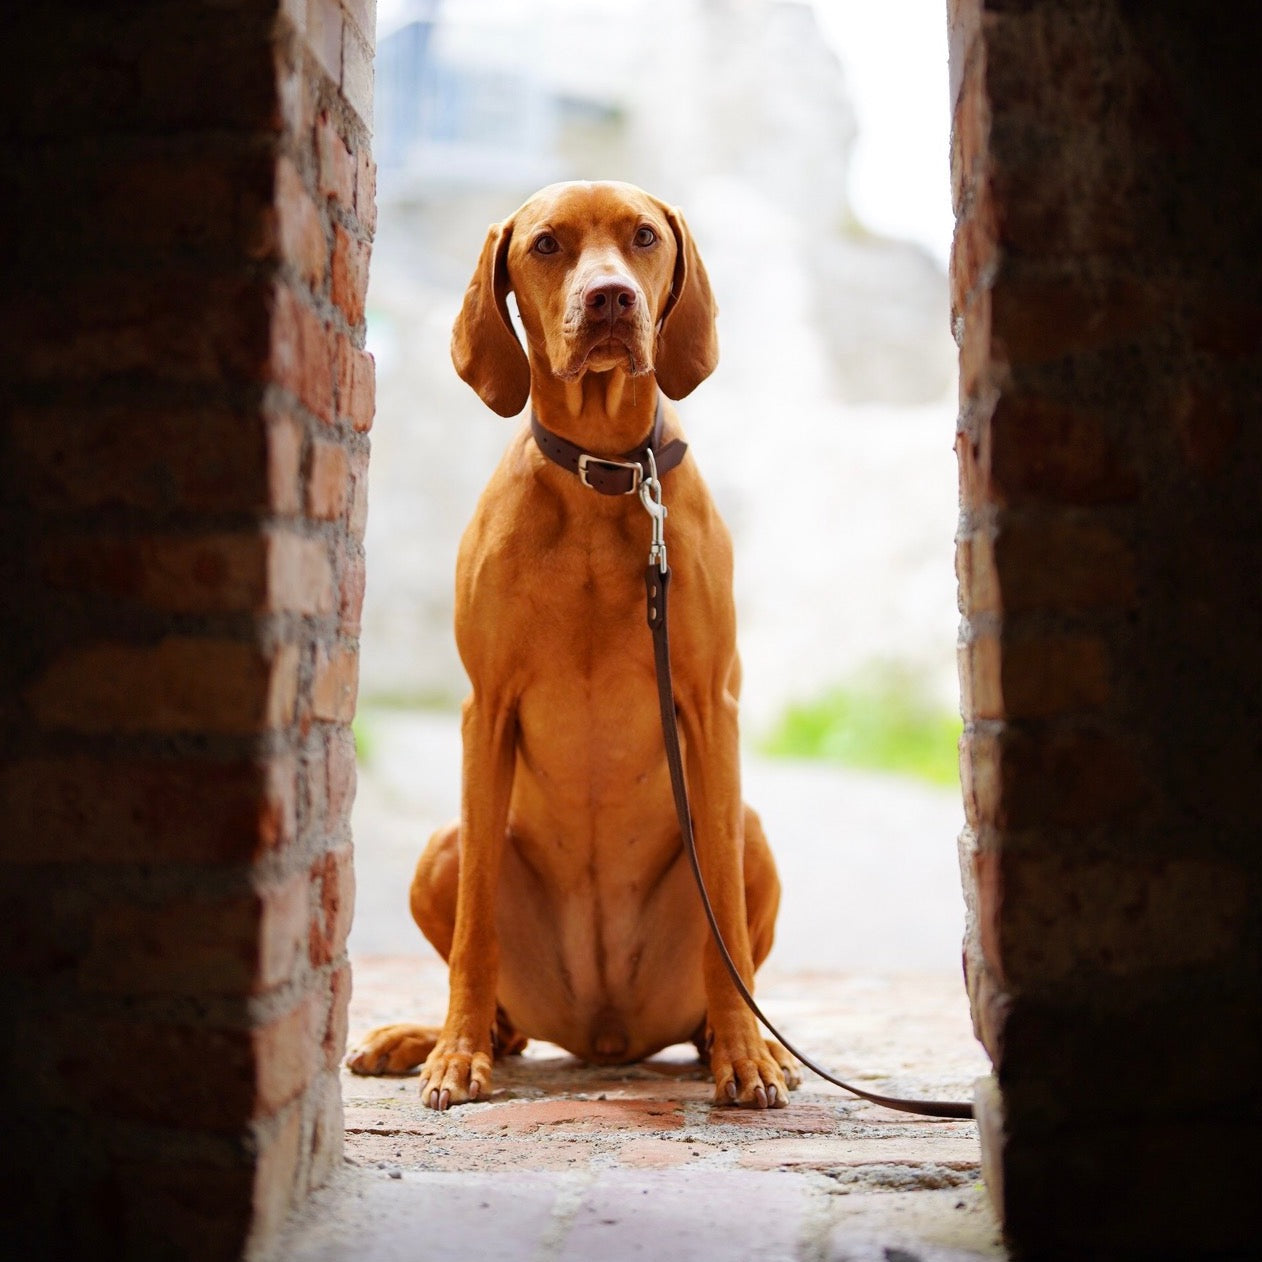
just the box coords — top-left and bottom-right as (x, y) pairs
(681, 692), (790, 1110)
(419, 693), (516, 1110)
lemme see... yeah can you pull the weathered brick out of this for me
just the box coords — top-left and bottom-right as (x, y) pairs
(273, 32), (317, 138)
(1002, 635), (1111, 717)
(26, 639), (301, 735)
(348, 445), (370, 538)
(30, 145), (273, 265)
(266, 405), (305, 515)
(326, 726), (358, 827)
(978, 849), (1248, 987)
(342, 0), (377, 47)
(304, 1072), (345, 1193)
(114, 1157), (254, 1262)
(267, 531), (336, 614)
(958, 727), (1000, 831)
(279, 0), (308, 31)
(1184, 291), (1262, 361)
(955, 425), (986, 512)
(950, 186), (999, 323)
(78, 872), (308, 997)
(30, 1012), (257, 1129)
(36, 531), (334, 616)
(949, 13), (986, 213)
(992, 515), (1136, 612)
(304, 0), (343, 83)
(306, 439), (349, 521)
(308, 842), (355, 967)
(276, 155), (328, 292)
(39, 534), (265, 614)
(331, 222), (370, 325)
(986, 394), (1139, 505)
(250, 1101), (305, 1248)
(336, 337), (376, 430)
(1171, 380), (1242, 481)
(355, 144), (377, 234)
(9, 270), (272, 384)
(957, 284), (993, 402)
(254, 996), (319, 1114)
(12, 405), (269, 513)
(322, 964), (353, 1070)
(0, 755), (295, 865)
(316, 110), (354, 208)
(955, 530), (1001, 617)
(964, 633), (1002, 720)
(260, 755), (300, 852)
(339, 548), (366, 633)
(259, 872), (312, 988)
(341, 17), (374, 127)
(312, 644), (359, 722)
(996, 727), (1154, 831)
(965, 633), (1110, 721)
(991, 270), (1164, 364)
(270, 283), (335, 422)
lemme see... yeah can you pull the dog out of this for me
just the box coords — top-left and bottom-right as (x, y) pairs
(348, 181), (798, 1110)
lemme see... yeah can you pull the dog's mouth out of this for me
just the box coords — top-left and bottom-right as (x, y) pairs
(559, 324), (652, 380)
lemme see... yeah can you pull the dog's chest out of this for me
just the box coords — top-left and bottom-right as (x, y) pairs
(534, 512), (647, 640)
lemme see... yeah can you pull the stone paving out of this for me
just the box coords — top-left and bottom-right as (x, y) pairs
(278, 954), (1004, 1261)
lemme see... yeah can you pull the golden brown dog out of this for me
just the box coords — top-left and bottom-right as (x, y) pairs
(348, 181), (798, 1110)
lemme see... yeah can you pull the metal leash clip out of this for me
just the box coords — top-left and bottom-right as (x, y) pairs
(638, 447), (668, 572)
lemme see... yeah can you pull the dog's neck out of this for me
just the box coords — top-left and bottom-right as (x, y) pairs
(529, 367), (659, 457)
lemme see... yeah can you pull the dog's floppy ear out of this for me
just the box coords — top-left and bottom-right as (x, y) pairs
(451, 218), (531, 417)
(654, 204), (719, 400)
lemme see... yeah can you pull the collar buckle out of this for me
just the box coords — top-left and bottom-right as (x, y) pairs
(577, 452), (643, 494)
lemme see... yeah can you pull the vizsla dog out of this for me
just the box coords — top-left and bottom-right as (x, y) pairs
(348, 181), (798, 1110)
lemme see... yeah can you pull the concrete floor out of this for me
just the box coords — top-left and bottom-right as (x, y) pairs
(277, 712), (1004, 1260)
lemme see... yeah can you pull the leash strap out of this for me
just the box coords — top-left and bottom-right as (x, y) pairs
(642, 500), (975, 1121)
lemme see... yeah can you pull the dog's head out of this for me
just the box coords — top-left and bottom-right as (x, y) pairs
(451, 181), (719, 417)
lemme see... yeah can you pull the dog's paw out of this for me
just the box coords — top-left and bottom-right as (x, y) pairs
(346, 1023), (440, 1076)
(765, 1038), (802, 1091)
(710, 1025), (791, 1109)
(419, 1038), (493, 1110)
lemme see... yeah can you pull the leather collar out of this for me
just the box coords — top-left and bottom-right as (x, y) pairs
(530, 395), (687, 495)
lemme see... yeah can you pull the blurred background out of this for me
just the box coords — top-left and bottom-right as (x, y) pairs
(351, 0), (968, 978)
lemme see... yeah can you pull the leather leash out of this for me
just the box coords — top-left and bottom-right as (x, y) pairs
(534, 408), (975, 1120)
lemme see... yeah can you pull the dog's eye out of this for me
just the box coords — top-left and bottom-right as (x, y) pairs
(634, 226), (658, 248)
(533, 234), (559, 255)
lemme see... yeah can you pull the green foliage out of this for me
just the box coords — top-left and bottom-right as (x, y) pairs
(351, 713), (376, 767)
(761, 666), (962, 786)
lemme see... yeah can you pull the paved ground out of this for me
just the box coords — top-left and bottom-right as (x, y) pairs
(279, 713), (1003, 1260)
(279, 957), (998, 1260)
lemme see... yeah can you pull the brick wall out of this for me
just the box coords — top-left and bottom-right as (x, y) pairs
(0, 2), (374, 1257)
(950, 1), (1261, 1257)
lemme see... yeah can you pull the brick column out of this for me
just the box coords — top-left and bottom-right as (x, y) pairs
(0, 2), (374, 1257)
(950, 1), (1261, 1257)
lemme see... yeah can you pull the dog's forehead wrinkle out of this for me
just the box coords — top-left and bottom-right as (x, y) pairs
(518, 181), (659, 233)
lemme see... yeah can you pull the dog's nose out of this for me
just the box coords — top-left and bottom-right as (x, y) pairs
(584, 276), (637, 319)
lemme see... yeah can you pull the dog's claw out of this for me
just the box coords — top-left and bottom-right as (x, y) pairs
(438, 1088), (451, 1111)
(713, 1033), (793, 1109)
